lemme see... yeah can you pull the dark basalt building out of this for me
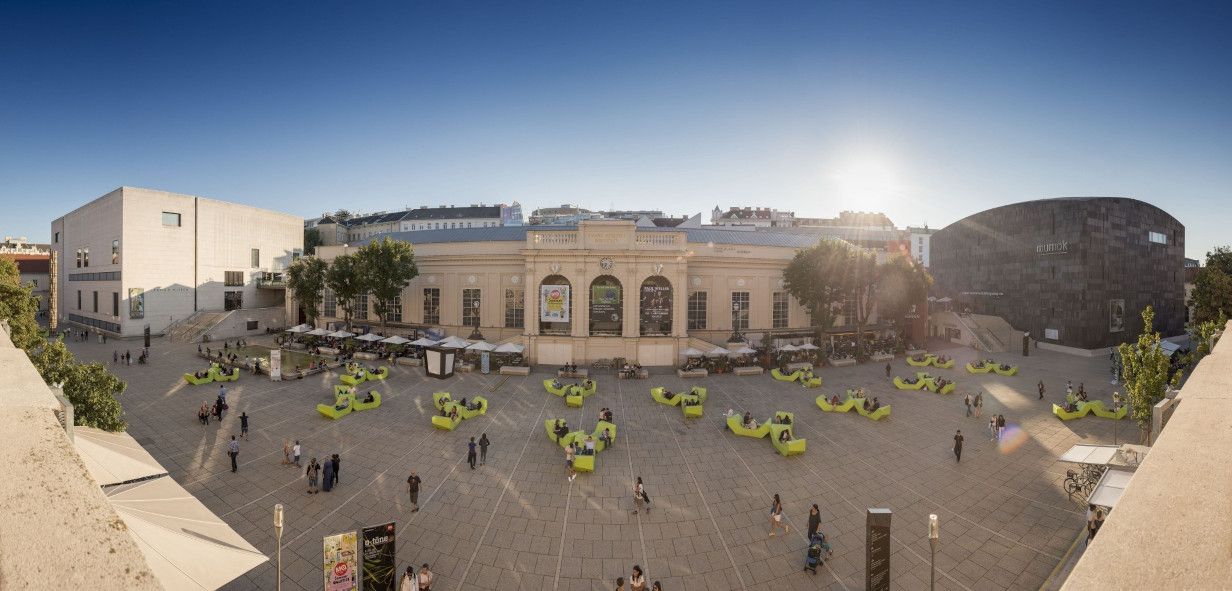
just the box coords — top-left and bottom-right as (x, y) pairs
(930, 197), (1185, 350)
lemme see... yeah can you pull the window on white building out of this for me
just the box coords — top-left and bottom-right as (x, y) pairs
(462, 289), (481, 327)
(687, 292), (707, 330)
(731, 292), (750, 331)
(772, 292), (789, 329)
(162, 212), (181, 227)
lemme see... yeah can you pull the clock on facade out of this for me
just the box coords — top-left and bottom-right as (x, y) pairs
(599, 257), (614, 271)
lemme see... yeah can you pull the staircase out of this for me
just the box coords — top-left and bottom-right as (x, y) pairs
(953, 313), (1016, 353)
(167, 311), (230, 343)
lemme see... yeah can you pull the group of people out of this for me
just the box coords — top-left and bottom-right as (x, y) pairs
(963, 391), (986, 417)
(559, 362), (581, 374)
(619, 362), (645, 379)
(398, 564), (434, 591)
(304, 453), (342, 493)
(197, 384), (232, 424)
(611, 564), (662, 591)
(599, 407), (614, 422)
(112, 349), (146, 365)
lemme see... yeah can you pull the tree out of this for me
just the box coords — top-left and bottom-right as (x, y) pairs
(847, 248), (879, 348)
(334, 209), (353, 222)
(1188, 265), (1232, 324)
(28, 339), (127, 431)
(1117, 305), (1176, 444)
(354, 237), (419, 334)
(0, 258), (44, 350)
(286, 256), (328, 326)
(303, 227), (323, 255)
(783, 240), (851, 333)
(325, 253), (366, 330)
(876, 254), (934, 329)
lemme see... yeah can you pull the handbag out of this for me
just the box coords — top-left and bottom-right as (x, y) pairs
(641, 490), (651, 504)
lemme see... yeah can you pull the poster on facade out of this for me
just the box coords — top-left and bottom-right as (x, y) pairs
(1109, 299), (1125, 332)
(540, 285), (570, 322)
(128, 288), (144, 319)
(323, 531), (358, 591)
(361, 522), (397, 591)
(640, 284), (672, 326)
(591, 285), (622, 323)
(269, 349), (282, 381)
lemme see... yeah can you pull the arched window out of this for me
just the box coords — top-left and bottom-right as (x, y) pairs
(639, 276), (673, 336)
(589, 275), (623, 336)
(538, 275), (572, 335)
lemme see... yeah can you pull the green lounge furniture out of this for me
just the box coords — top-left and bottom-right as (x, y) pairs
(459, 396), (488, 419)
(432, 412), (461, 430)
(433, 391), (452, 410)
(680, 395), (703, 417)
(935, 382), (956, 395)
(545, 419), (564, 442)
(183, 373), (213, 385)
(802, 376), (823, 388)
(1052, 404), (1086, 421)
(851, 399), (892, 420)
(893, 377), (925, 390)
(577, 381), (597, 396)
(340, 371), (369, 386)
(573, 453), (595, 472)
(354, 392), (382, 411)
(593, 420), (617, 446)
(566, 392), (584, 408)
(726, 414), (770, 438)
(208, 366), (240, 382)
(906, 355), (935, 367)
(994, 365), (1019, 376)
(688, 387), (708, 403)
(932, 358), (955, 369)
(771, 368), (802, 382)
(1088, 401), (1127, 420)
(317, 393), (356, 420)
(816, 395), (857, 413)
(650, 387), (682, 406)
(367, 366), (389, 380)
(769, 424), (807, 456)
(543, 379), (569, 397)
(966, 363), (993, 374)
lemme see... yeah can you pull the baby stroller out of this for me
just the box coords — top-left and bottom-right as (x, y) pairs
(804, 532), (832, 574)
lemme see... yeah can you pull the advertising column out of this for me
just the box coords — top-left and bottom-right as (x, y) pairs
(361, 522), (397, 591)
(270, 349), (282, 381)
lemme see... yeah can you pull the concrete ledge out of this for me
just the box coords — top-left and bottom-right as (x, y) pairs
(677, 368), (708, 378)
(734, 366), (764, 376)
(499, 365), (531, 376)
(396, 357), (423, 366)
(353, 351), (379, 360)
(871, 352), (894, 362)
(828, 357), (857, 367)
(785, 361), (813, 372)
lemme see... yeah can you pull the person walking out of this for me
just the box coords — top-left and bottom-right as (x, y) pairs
(629, 566), (646, 591)
(282, 440), (291, 465)
(478, 433), (490, 465)
(997, 414), (1006, 441)
(953, 430), (964, 462)
(322, 457), (335, 492)
(292, 441), (301, 467)
(974, 391), (983, 418)
(113, 350), (118, 364)
(989, 417), (998, 442)
(885, 363), (892, 379)
(807, 504), (821, 539)
(306, 458), (320, 494)
(565, 444), (576, 482)
(1038, 380), (1046, 400)
(467, 437), (477, 470)
(417, 564), (433, 591)
(407, 471), (422, 512)
(769, 493), (788, 536)
(227, 436), (240, 472)
(218, 384), (227, 405)
(331, 453), (340, 486)
(239, 412), (249, 440)
(400, 566), (416, 591)
(963, 393), (972, 417)
(632, 476), (647, 514)
(614, 576), (626, 591)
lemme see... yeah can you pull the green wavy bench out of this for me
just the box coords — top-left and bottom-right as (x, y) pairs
(340, 371), (369, 386)
(650, 387), (682, 406)
(593, 420), (617, 451)
(771, 369), (802, 382)
(208, 366), (240, 382)
(816, 395), (857, 413)
(432, 412), (461, 430)
(459, 396), (488, 419)
(924, 379), (956, 395)
(183, 373), (214, 385)
(851, 399), (891, 420)
(1085, 401), (1127, 419)
(1051, 404), (1087, 421)
(566, 392), (584, 407)
(573, 453), (595, 472)
(932, 358), (955, 369)
(576, 381), (597, 397)
(688, 387), (708, 404)
(354, 392), (382, 411)
(802, 376), (822, 388)
(769, 424), (806, 456)
(994, 365), (1019, 376)
(543, 379), (569, 397)
(680, 395), (703, 417)
(893, 377), (926, 390)
(433, 391), (453, 410)
(726, 415), (770, 438)
(906, 355), (935, 367)
(965, 363), (994, 374)
(317, 393), (356, 420)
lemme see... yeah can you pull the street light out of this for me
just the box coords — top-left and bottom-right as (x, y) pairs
(274, 504), (284, 591)
(928, 514), (939, 591)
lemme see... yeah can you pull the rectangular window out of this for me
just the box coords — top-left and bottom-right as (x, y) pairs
(251, 248), (260, 268)
(54, 232), (59, 243)
(772, 292), (789, 329)
(112, 292), (119, 316)
(1148, 231), (1167, 245)
(77, 290), (81, 310)
(505, 289), (525, 328)
(162, 211), (181, 227)
(246, 320), (259, 330)
(92, 291), (98, 313)
(388, 295), (402, 322)
(111, 240), (119, 265)
(688, 292), (707, 330)
(732, 291), (750, 331)
(423, 288), (440, 324)
(224, 271), (244, 286)
(354, 293), (369, 320)
(75, 249), (81, 268)
(323, 288), (336, 318)
(462, 289), (481, 327)
(83, 248), (89, 267)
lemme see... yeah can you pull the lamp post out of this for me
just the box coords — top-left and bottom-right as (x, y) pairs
(274, 504), (284, 591)
(928, 514), (939, 591)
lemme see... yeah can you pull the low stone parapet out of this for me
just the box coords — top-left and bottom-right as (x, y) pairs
(829, 357), (858, 367)
(677, 368), (708, 378)
(499, 365), (531, 376)
(734, 366), (764, 376)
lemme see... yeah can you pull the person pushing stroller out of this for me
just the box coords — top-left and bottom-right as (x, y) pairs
(804, 531), (833, 574)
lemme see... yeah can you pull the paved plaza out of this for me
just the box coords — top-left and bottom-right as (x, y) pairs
(67, 337), (1128, 591)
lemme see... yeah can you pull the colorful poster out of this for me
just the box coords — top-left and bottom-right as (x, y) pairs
(540, 285), (570, 322)
(323, 531), (358, 591)
(591, 284), (622, 323)
(128, 288), (144, 319)
(269, 349), (282, 382)
(361, 522), (397, 591)
(1109, 299), (1125, 333)
(640, 284), (672, 327)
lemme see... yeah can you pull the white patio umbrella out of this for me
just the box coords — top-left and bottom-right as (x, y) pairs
(937, 297), (952, 303)
(381, 335), (411, 345)
(680, 347), (704, 357)
(410, 337), (438, 347)
(356, 333), (383, 342)
(436, 337), (469, 349)
(494, 342), (525, 354)
(731, 346), (757, 355)
(705, 346), (731, 357)
(107, 477), (268, 590)
(777, 343), (800, 352)
(307, 328), (331, 336)
(467, 341), (496, 351)
(74, 427), (167, 487)
(799, 343), (820, 350)
(286, 324), (311, 333)
(328, 330), (355, 338)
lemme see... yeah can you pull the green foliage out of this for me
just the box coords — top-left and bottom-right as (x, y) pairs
(1116, 306), (1174, 443)
(303, 228), (323, 255)
(782, 239), (850, 330)
(354, 237), (419, 333)
(28, 338), (127, 431)
(876, 254), (934, 327)
(334, 209), (353, 222)
(287, 257), (328, 325)
(1188, 264), (1232, 325)
(848, 249), (879, 332)
(0, 258), (45, 349)
(325, 253), (366, 330)
(1204, 245), (1232, 275)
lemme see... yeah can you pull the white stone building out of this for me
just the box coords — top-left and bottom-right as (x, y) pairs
(906, 225), (935, 267)
(50, 187), (303, 338)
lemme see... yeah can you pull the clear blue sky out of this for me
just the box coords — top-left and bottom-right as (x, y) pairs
(1, 1), (1229, 259)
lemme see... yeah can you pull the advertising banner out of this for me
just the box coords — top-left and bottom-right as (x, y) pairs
(361, 522), (397, 591)
(540, 285), (570, 323)
(323, 531), (358, 591)
(591, 285), (622, 323)
(269, 349), (282, 382)
(640, 284), (672, 326)
(128, 288), (145, 319)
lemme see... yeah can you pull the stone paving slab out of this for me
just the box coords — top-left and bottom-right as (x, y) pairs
(65, 337), (1126, 590)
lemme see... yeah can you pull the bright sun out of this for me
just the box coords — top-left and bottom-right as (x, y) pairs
(827, 152), (904, 207)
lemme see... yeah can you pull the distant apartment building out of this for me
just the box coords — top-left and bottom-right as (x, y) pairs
(906, 226), (935, 267)
(528, 205), (603, 226)
(50, 187), (303, 337)
(314, 203), (522, 245)
(710, 206), (796, 228)
(0, 236), (51, 312)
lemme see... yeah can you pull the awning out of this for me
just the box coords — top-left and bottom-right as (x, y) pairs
(1060, 444), (1120, 465)
(467, 341), (496, 351)
(1159, 340), (1182, 355)
(705, 347), (730, 357)
(286, 324), (311, 333)
(409, 337), (438, 347)
(777, 344), (799, 352)
(107, 477), (268, 590)
(381, 335), (410, 345)
(798, 343), (820, 350)
(307, 328), (331, 336)
(1089, 468), (1134, 508)
(494, 343), (525, 354)
(356, 333), (383, 342)
(74, 427), (167, 487)
(731, 346), (757, 355)
(328, 331), (355, 338)
(681, 347), (704, 357)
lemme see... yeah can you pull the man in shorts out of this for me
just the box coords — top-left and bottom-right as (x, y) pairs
(407, 471), (421, 512)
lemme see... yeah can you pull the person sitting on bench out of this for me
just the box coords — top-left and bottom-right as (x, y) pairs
(466, 399), (479, 411)
(363, 391), (376, 404)
(554, 420), (569, 439)
(583, 435), (596, 455)
(599, 428), (612, 449)
(779, 414), (791, 425)
(779, 429), (792, 443)
(335, 397), (350, 411)
(551, 379), (563, 389)
(869, 397), (881, 412)
(582, 379), (594, 390)
(743, 413), (758, 430)
(663, 389), (675, 400)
